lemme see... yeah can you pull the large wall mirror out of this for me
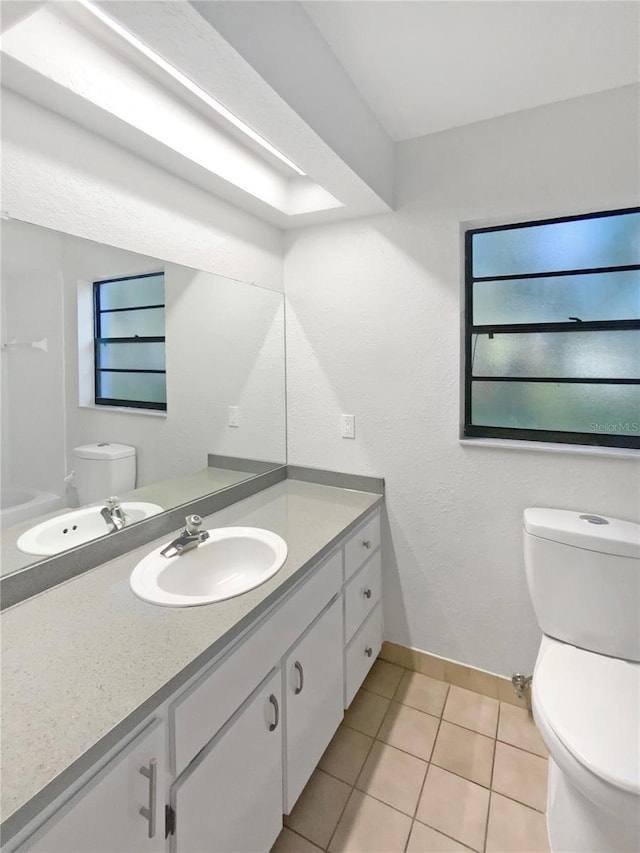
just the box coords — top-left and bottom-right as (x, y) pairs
(0, 219), (286, 576)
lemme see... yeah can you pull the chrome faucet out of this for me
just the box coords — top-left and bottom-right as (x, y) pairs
(100, 496), (127, 532)
(161, 515), (210, 558)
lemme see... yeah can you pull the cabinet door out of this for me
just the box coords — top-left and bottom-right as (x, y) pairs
(284, 597), (344, 813)
(18, 720), (166, 853)
(172, 669), (282, 853)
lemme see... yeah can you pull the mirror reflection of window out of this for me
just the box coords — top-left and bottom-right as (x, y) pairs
(93, 272), (167, 411)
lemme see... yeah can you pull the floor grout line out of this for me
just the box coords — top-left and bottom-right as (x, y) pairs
(411, 814), (478, 852)
(483, 704), (500, 852)
(489, 788), (548, 815)
(323, 712), (381, 853)
(403, 705), (446, 852)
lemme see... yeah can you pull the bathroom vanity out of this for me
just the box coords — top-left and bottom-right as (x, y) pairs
(1, 477), (384, 852)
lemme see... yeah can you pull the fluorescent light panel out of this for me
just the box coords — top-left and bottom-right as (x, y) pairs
(77, 0), (306, 176)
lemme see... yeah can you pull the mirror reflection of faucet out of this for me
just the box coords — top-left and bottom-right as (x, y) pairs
(100, 496), (127, 532)
(161, 515), (210, 558)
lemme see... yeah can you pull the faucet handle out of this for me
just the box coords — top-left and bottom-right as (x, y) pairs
(105, 496), (121, 510)
(185, 514), (203, 534)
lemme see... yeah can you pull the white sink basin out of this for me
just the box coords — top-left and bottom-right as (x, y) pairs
(16, 502), (164, 556)
(129, 527), (288, 607)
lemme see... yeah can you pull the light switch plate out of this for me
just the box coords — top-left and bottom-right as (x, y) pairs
(228, 406), (240, 428)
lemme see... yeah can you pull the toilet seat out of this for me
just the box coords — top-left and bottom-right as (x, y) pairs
(533, 636), (640, 808)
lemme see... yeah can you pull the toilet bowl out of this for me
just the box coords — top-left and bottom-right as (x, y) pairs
(523, 508), (640, 853)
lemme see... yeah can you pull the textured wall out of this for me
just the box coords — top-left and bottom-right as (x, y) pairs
(1, 90), (283, 291)
(284, 86), (640, 677)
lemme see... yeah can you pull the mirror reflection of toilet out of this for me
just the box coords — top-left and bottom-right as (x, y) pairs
(73, 443), (136, 505)
(523, 508), (640, 853)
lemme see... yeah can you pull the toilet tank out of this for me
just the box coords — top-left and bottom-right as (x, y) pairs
(523, 508), (640, 663)
(73, 443), (136, 506)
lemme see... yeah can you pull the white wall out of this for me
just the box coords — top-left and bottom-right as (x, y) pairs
(0, 223), (66, 496)
(1, 90), (283, 290)
(284, 85), (640, 677)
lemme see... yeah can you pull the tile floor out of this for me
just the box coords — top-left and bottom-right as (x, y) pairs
(272, 659), (550, 853)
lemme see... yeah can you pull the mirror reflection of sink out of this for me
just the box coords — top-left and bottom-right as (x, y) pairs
(16, 502), (164, 556)
(129, 527), (288, 607)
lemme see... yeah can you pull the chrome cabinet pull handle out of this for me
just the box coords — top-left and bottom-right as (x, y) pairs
(363, 588), (372, 599)
(365, 646), (373, 658)
(269, 694), (279, 731)
(294, 661), (304, 695)
(139, 759), (157, 839)
(362, 539), (371, 549)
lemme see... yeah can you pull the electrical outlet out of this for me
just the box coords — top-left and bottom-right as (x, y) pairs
(228, 406), (240, 428)
(341, 414), (355, 439)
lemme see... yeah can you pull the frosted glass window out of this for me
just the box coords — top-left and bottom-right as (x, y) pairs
(99, 308), (165, 339)
(99, 372), (167, 405)
(465, 208), (640, 448)
(97, 342), (165, 372)
(98, 274), (164, 310)
(94, 271), (166, 411)
(472, 331), (639, 379)
(472, 382), (639, 437)
(472, 211), (640, 278)
(473, 270), (640, 326)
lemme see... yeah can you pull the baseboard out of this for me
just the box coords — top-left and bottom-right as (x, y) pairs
(379, 641), (531, 710)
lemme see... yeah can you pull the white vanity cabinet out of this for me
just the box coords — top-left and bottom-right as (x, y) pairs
(17, 720), (167, 853)
(171, 669), (283, 853)
(8, 505), (383, 853)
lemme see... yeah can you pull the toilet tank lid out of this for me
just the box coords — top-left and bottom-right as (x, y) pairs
(523, 508), (639, 559)
(73, 443), (136, 461)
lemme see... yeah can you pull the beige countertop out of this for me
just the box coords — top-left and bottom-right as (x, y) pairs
(1, 478), (382, 842)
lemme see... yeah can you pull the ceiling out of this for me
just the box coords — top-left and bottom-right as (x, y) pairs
(2, 1), (638, 227)
(302, 1), (640, 141)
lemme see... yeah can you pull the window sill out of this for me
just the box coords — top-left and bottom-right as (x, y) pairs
(78, 403), (167, 419)
(459, 437), (639, 460)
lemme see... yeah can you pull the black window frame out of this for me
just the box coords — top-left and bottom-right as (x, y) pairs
(93, 271), (167, 412)
(464, 206), (640, 449)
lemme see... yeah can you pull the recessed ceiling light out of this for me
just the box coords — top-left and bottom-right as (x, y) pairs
(76, 0), (306, 177)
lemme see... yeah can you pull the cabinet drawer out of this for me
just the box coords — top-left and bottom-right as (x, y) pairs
(344, 603), (382, 708)
(171, 549), (342, 776)
(344, 511), (380, 582)
(344, 551), (381, 644)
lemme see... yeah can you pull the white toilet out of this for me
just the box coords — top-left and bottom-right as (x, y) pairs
(523, 508), (640, 853)
(73, 443), (136, 505)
